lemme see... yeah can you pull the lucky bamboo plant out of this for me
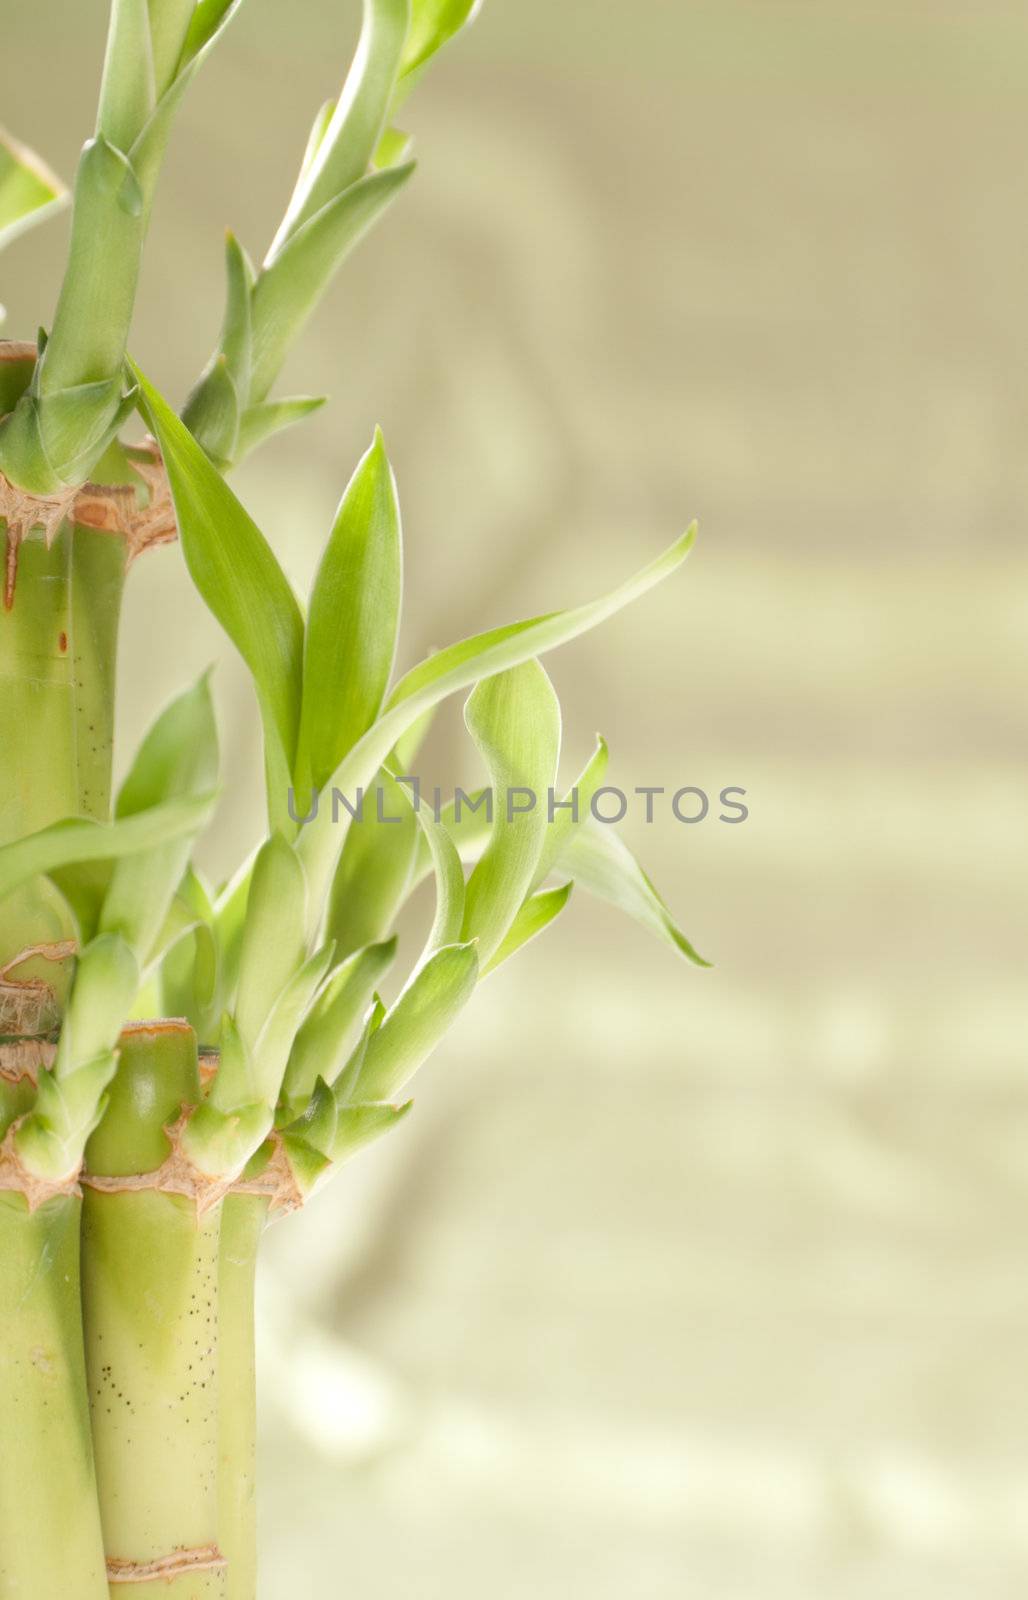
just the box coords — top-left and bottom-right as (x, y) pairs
(0, 4), (705, 1596)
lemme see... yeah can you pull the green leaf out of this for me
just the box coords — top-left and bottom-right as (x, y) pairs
(210, 851), (257, 1016)
(56, 933), (141, 1073)
(347, 941), (478, 1102)
(206, 1012), (256, 1112)
(374, 126), (413, 169)
(278, 1084), (411, 1197)
(180, 0), (245, 67)
(532, 735), (608, 889)
(414, 798), (466, 956)
(157, 871), (219, 1030)
(134, 363), (305, 796)
(147, 0), (200, 95)
(400, 0), (481, 81)
(461, 661), (561, 966)
(97, 0), (155, 152)
(297, 526), (697, 921)
(482, 881), (573, 976)
(215, 231), (255, 390)
(180, 231), (254, 462)
(562, 819), (711, 968)
(281, 937), (397, 1111)
(99, 675), (219, 961)
(328, 1098), (412, 1164)
(126, 0), (246, 195)
(387, 701), (436, 772)
(251, 941), (335, 1106)
(0, 129), (67, 255)
(180, 354), (240, 467)
(139, 889), (200, 975)
(0, 794), (215, 908)
(47, 859), (113, 946)
(295, 427), (402, 792)
(298, 100), (336, 183)
(270, 0), (411, 249)
(234, 835), (308, 1051)
(235, 395), (326, 460)
(14, 933), (140, 1180)
(325, 768), (419, 960)
(251, 164), (414, 404)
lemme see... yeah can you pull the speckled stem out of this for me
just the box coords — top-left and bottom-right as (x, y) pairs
(0, 1191), (109, 1600)
(81, 1024), (226, 1596)
(218, 1190), (268, 1600)
(0, 506), (127, 1033)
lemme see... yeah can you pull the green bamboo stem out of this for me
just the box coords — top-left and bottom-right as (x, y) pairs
(0, 516), (129, 1027)
(69, 523), (128, 823)
(217, 1190), (268, 1600)
(0, 1189), (109, 1600)
(0, 525), (79, 842)
(82, 1022), (225, 1596)
(0, 524), (81, 1025)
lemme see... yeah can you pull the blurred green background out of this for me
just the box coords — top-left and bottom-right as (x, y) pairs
(5, 1), (1028, 1595)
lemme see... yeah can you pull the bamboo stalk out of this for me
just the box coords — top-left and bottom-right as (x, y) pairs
(217, 1190), (268, 1600)
(81, 1022), (225, 1596)
(0, 1189), (109, 1600)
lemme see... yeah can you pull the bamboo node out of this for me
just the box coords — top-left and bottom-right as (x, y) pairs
(81, 1109), (236, 1219)
(106, 1544), (227, 1584)
(0, 1036), (56, 1086)
(230, 1132), (306, 1216)
(0, 472), (78, 608)
(0, 941), (77, 1038)
(0, 435), (178, 610)
(0, 1127), (80, 1210)
(73, 438), (178, 565)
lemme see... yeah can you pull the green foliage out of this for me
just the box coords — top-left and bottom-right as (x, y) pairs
(233, 836), (308, 1053)
(14, 934), (138, 1180)
(0, 795), (214, 910)
(461, 662), (561, 967)
(326, 769), (420, 958)
(561, 821), (712, 968)
(344, 940), (479, 1103)
(98, 676), (219, 963)
(401, 0), (482, 82)
(0, 1), (245, 490)
(280, 938), (397, 1115)
(483, 880), (573, 976)
(297, 521), (697, 912)
(0, 129), (67, 264)
(294, 429), (402, 794)
(136, 364), (304, 830)
(0, 0), (704, 1204)
(184, 0), (481, 464)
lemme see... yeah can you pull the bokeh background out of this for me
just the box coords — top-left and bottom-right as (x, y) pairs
(5, 2), (1028, 1595)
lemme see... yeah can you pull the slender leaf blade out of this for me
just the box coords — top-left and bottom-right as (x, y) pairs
(252, 164), (414, 403)
(270, 0), (411, 248)
(562, 819), (711, 968)
(100, 675), (219, 959)
(281, 937), (398, 1109)
(0, 129), (68, 254)
(134, 363), (304, 781)
(295, 428), (402, 792)
(400, 0), (481, 80)
(349, 940), (478, 1102)
(325, 769), (419, 960)
(461, 661), (561, 966)
(0, 795), (215, 907)
(482, 881), (573, 976)
(234, 834), (309, 1049)
(298, 526), (696, 915)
